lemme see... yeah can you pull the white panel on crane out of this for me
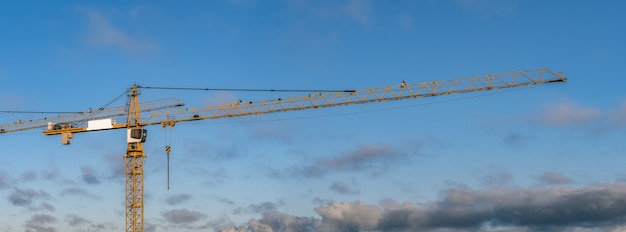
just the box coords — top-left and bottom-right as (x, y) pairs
(87, 119), (114, 131)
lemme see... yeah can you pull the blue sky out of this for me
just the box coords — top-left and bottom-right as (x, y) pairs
(0, 0), (625, 231)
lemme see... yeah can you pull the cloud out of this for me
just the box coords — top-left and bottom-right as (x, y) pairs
(8, 188), (51, 207)
(613, 102), (626, 125)
(252, 212), (321, 232)
(530, 100), (626, 134)
(81, 8), (157, 56)
(0, 92), (24, 109)
(233, 202), (280, 215)
(343, 0), (371, 24)
(64, 214), (117, 232)
(28, 202), (56, 212)
(161, 209), (206, 224)
(24, 214), (57, 232)
(503, 131), (531, 149)
(19, 171), (38, 182)
(277, 143), (408, 178)
(396, 13), (414, 31)
(39, 168), (72, 184)
(184, 138), (242, 162)
(536, 171), (572, 185)
(315, 201), (382, 231)
(59, 187), (101, 199)
(538, 102), (602, 127)
(330, 181), (360, 195)
(455, 0), (518, 16)
(481, 169), (514, 186)
(287, 0), (372, 25)
(12, 168), (73, 185)
(215, 196), (235, 205)
(81, 165), (100, 185)
(105, 152), (125, 179)
(65, 214), (90, 226)
(223, 182), (626, 231)
(0, 171), (9, 190)
(165, 194), (192, 205)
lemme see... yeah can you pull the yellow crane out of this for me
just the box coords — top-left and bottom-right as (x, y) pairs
(0, 68), (566, 232)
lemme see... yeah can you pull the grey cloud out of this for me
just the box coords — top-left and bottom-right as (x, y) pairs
(279, 143), (407, 179)
(481, 169), (514, 186)
(215, 196), (235, 205)
(184, 139), (242, 162)
(503, 131), (530, 148)
(0, 171), (9, 190)
(145, 222), (157, 232)
(19, 170), (38, 182)
(8, 188), (50, 207)
(24, 214), (57, 232)
(60, 187), (100, 199)
(322, 143), (402, 171)
(165, 194), (191, 205)
(330, 181), (360, 195)
(105, 152), (125, 179)
(40, 168), (72, 184)
(81, 166), (100, 185)
(252, 211), (321, 232)
(216, 227), (248, 232)
(63, 214), (116, 232)
(312, 197), (334, 207)
(613, 101), (626, 125)
(28, 202), (55, 212)
(234, 202), (279, 215)
(161, 209), (206, 224)
(86, 222), (117, 232)
(223, 182), (626, 231)
(536, 171), (572, 185)
(65, 214), (90, 226)
(15, 168), (72, 185)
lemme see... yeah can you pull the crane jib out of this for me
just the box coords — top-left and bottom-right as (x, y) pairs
(0, 67), (566, 232)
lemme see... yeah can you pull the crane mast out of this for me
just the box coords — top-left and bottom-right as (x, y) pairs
(0, 68), (566, 232)
(125, 85), (146, 232)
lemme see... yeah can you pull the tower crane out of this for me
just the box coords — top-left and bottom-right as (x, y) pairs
(0, 68), (566, 232)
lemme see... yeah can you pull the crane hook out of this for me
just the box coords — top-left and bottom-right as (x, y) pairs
(165, 145), (171, 190)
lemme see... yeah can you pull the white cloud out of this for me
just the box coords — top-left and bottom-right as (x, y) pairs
(343, 0), (371, 24)
(81, 8), (157, 56)
(539, 101), (602, 126)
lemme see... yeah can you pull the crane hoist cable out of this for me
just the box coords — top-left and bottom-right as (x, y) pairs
(164, 126), (172, 190)
(139, 86), (356, 93)
(0, 110), (84, 114)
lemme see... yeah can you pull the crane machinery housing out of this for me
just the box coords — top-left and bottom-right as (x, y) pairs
(0, 68), (566, 232)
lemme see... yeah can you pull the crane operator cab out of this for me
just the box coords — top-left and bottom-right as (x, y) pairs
(127, 128), (147, 143)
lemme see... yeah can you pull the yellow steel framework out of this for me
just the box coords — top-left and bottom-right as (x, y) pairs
(0, 68), (566, 232)
(126, 85), (145, 232)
